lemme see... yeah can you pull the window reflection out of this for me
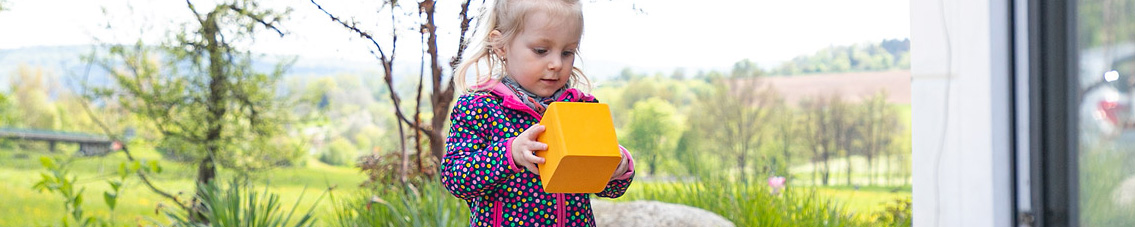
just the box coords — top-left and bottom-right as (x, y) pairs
(1077, 0), (1135, 225)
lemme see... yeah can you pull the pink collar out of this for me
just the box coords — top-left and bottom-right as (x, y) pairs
(474, 80), (594, 119)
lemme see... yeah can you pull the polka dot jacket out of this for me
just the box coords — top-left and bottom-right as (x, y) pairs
(441, 81), (636, 227)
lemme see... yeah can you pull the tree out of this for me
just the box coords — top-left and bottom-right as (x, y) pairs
(87, 0), (291, 224)
(310, 0), (479, 183)
(0, 92), (12, 127)
(693, 75), (779, 183)
(730, 59), (764, 78)
(623, 98), (681, 176)
(856, 91), (900, 185)
(769, 100), (798, 177)
(828, 94), (856, 186)
(771, 40), (911, 76)
(618, 78), (658, 119)
(9, 66), (61, 131)
(673, 128), (705, 177)
(1079, 0), (1135, 48)
(670, 68), (687, 80)
(800, 95), (841, 186)
(617, 67), (639, 82)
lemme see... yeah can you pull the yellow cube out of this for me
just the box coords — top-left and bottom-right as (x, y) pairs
(535, 102), (622, 193)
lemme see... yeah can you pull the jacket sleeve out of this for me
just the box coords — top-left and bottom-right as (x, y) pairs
(440, 95), (520, 200)
(595, 145), (636, 198)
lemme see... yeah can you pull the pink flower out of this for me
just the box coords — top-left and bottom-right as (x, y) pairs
(768, 176), (786, 189)
(112, 141), (123, 151)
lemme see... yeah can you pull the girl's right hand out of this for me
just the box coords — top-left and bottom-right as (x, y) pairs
(511, 124), (548, 175)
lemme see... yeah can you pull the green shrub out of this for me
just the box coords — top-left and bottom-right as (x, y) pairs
(869, 198), (911, 227)
(33, 156), (138, 227)
(320, 138), (357, 167)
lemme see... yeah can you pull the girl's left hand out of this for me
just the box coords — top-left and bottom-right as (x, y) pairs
(609, 152), (629, 181)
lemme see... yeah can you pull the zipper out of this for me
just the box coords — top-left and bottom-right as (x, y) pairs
(555, 194), (566, 227)
(493, 200), (503, 226)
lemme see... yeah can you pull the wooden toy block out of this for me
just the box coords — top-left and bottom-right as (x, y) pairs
(535, 102), (622, 193)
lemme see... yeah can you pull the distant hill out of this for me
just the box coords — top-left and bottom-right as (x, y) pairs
(0, 45), (645, 93)
(0, 45), (392, 93)
(770, 39), (911, 76)
(0, 45), (95, 91)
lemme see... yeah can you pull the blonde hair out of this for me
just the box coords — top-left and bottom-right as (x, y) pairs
(454, 0), (591, 94)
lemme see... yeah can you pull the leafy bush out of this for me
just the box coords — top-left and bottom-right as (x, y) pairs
(33, 156), (139, 227)
(869, 198), (911, 227)
(321, 138), (357, 167)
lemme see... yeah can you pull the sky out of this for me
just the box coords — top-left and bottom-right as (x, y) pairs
(0, 0), (910, 76)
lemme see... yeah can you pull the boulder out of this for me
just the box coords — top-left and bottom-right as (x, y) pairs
(1113, 175), (1135, 208)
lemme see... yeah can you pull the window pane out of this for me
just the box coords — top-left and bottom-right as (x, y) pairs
(1077, 0), (1135, 225)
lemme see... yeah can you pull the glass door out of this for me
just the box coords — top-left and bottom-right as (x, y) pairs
(1076, 0), (1135, 225)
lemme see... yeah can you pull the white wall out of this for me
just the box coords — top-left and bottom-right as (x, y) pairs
(911, 0), (1013, 226)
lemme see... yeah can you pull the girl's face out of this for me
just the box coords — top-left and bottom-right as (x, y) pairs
(494, 9), (582, 97)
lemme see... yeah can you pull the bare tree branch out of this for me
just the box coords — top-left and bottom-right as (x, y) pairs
(448, 0), (480, 71)
(310, 0), (432, 136)
(310, 0), (390, 65)
(227, 5), (285, 37)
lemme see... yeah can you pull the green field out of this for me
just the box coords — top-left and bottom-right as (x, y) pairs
(0, 144), (909, 226)
(788, 155), (911, 186)
(0, 144), (364, 226)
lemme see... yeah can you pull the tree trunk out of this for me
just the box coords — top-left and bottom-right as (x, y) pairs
(846, 152), (853, 186)
(813, 159), (819, 185)
(866, 154), (874, 186)
(781, 131), (790, 176)
(822, 150), (830, 186)
(738, 151), (747, 184)
(648, 147), (657, 176)
(191, 154), (216, 223)
(191, 11), (225, 225)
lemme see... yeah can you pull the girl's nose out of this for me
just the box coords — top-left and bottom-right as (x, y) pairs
(548, 57), (562, 71)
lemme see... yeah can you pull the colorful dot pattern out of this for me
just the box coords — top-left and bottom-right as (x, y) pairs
(441, 86), (635, 227)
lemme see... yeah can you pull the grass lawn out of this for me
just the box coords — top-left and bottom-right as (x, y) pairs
(622, 180), (910, 219)
(788, 154), (911, 186)
(2, 141), (912, 226)
(816, 186), (911, 215)
(0, 144), (366, 226)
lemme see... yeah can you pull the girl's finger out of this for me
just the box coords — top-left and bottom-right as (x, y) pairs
(524, 151), (545, 165)
(522, 162), (540, 175)
(528, 141), (548, 151)
(523, 124), (545, 139)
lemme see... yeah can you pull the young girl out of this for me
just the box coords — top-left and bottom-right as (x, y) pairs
(441, 0), (635, 226)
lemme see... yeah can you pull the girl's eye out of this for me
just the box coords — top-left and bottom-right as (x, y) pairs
(534, 48), (548, 55)
(562, 51), (575, 57)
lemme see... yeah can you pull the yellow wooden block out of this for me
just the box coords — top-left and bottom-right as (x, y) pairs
(535, 102), (622, 193)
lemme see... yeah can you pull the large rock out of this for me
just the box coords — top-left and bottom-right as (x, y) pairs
(1114, 175), (1135, 208)
(591, 200), (735, 227)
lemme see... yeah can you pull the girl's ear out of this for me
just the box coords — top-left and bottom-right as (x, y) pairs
(489, 30), (506, 58)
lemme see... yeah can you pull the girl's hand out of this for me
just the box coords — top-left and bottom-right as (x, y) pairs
(511, 124), (547, 175)
(609, 151), (630, 181)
